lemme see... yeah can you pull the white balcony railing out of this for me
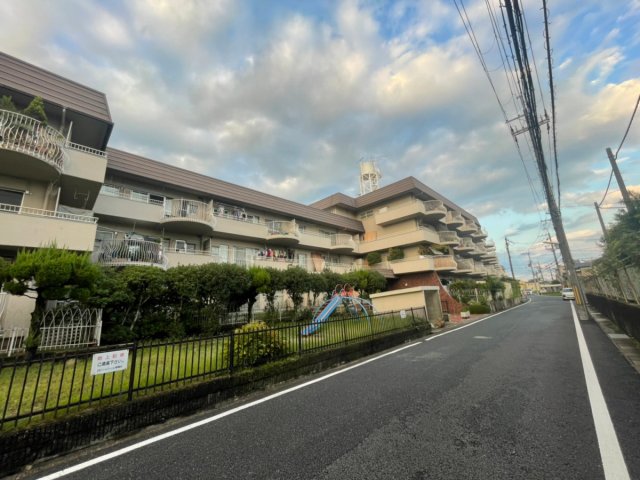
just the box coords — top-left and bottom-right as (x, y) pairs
(0, 109), (67, 172)
(93, 239), (167, 268)
(267, 220), (300, 238)
(0, 202), (98, 223)
(163, 199), (215, 224)
(65, 141), (107, 158)
(100, 184), (165, 205)
(330, 234), (355, 247)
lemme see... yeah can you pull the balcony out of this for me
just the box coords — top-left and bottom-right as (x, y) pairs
(267, 220), (300, 246)
(214, 212), (269, 242)
(443, 211), (464, 228)
(454, 258), (474, 274)
(472, 227), (488, 240)
(161, 199), (215, 235)
(0, 109), (67, 181)
(437, 231), (460, 246)
(470, 243), (487, 258)
(457, 219), (478, 237)
(433, 255), (458, 271)
(298, 231), (331, 250)
(93, 239), (167, 269)
(358, 226), (440, 254)
(389, 256), (435, 275)
(375, 200), (447, 226)
(329, 234), (356, 253)
(0, 203), (97, 251)
(454, 237), (475, 253)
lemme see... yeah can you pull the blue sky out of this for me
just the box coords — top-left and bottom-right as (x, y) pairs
(1, 0), (638, 279)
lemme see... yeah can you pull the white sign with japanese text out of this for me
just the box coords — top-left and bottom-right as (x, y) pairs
(400, 310), (407, 319)
(91, 349), (129, 375)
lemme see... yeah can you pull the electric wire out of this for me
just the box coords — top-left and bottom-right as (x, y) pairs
(598, 93), (640, 206)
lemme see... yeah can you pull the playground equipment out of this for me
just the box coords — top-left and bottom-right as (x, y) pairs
(301, 284), (375, 335)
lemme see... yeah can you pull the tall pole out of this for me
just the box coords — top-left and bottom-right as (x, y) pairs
(606, 147), (634, 211)
(537, 262), (546, 282)
(547, 232), (561, 282)
(527, 251), (537, 292)
(594, 202), (608, 238)
(505, 237), (516, 280)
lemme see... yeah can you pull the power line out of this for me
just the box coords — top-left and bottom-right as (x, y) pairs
(598, 93), (640, 206)
(542, 0), (561, 210)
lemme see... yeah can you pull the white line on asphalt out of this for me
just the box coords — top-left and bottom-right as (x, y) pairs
(570, 301), (630, 480)
(424, 298), (530, 342)
(38, 341), (423, 479)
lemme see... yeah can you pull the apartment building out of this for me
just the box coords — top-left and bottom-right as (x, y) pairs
(311, 177), (504, 289)
(0, 51), (504, 328)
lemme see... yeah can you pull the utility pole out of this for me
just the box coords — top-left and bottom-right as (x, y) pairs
(527, 251), (537, 291)
(594, 202), (608, 238)
(505, 237), (516, 280)
(545, 232), (561, 283)
(503, 0), (589, 319)
(606, 148), (634, 212)
(537, 262), (546, 282)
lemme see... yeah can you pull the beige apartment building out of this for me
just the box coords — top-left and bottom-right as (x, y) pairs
(0, 51), (504, 330)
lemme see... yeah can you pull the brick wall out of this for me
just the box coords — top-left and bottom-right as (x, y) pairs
(388, 272), (463, 315)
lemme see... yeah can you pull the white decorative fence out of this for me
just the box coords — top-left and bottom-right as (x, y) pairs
(0, 327), (27, 356)
(39, 307), (103, 351)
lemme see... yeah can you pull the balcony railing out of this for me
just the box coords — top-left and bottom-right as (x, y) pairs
(93, 239), (167, 269)
(65, 141), (107, 158)
(0, 109), (67, 173)
(100, 184), (165, 206)
(433, 255), (457, 270)
(455, 258), (474, 272)
(423, 200), (447, 216)
(444, 211), (464, 226)
(438, 231), (460, 245)
(0, 202), (98, 223)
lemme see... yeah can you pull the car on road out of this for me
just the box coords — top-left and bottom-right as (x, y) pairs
(562, 287), (575, 301)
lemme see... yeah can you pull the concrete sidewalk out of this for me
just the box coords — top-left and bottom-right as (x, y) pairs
(589, 306), (640, 374)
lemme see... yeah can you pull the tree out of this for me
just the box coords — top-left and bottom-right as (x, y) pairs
(596, 196), (640, 275)
(0, 95), (18, 112)
(281, 266), (311, 315)
(1, 247), (101, 338)
(247, 267), (271, 316)
(307, 272), (328, 307)
(343, 270), (386, 298)
(23, 96), (47, 124)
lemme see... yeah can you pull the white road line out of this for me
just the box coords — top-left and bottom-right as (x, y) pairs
(38, 341), (423, 479)
(570, 301), (630, 480)
(40, 300), (530, 479)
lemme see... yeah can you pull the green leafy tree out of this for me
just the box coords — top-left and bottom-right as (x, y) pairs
(247, 267), (271, 316)
(1, 247), (101, 337)
(23, 96), (48, 124)
(596, 196), (640, 275)
(485, 276), (506, 300)
(264, 268), (284, 313)
(196, 263), (251, 314)
(0, 95), (18, 112)
(307, 272), (328, 307)
(343, 270), (386, 298)
(321, 269), (343, 296)
(282, 266), (311, 316)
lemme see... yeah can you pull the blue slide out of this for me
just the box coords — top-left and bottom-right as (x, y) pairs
(301, 295), (343, 335)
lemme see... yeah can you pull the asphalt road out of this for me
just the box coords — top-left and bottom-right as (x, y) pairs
(21, 296), (640, 480)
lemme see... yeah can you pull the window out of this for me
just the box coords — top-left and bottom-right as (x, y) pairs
(233, 247), (246, 267)
(149, 194), (164, 205)
(298, 253), (308, 268)
(359, 210), (373, 219)
(212, 244), (229, 263)
(175, 240), (195, 253)
(0, 188), (23, 208)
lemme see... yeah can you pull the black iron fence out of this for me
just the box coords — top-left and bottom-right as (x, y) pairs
(0, 307), (427, 430)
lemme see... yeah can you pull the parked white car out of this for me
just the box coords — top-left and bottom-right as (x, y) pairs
(562, 287), (575, 301)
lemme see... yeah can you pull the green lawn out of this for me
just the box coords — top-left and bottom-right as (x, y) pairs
(1, 309), (420, 430)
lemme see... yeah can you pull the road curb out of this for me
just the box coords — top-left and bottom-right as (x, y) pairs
(587, 305), (640, 374)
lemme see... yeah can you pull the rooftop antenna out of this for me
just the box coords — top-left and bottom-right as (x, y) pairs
(359, 157), (382, 196)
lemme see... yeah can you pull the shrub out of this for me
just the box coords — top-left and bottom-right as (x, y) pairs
(230, 321), (287, 367)
(468, 302), (491, 314)
(366, 251), (382, 265)
(23, 96), (48, 124)
(388, 247), (404, 261)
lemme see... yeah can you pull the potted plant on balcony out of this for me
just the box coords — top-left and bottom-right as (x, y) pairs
(23, 96), (48, 124)
(0, 95), (18, 112)
(388, 247), (404, 261)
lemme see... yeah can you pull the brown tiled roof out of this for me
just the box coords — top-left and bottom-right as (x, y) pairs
(106, 148), (365, 233)
(0, 51), (112, 123)
(310, 177), (479, 223)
